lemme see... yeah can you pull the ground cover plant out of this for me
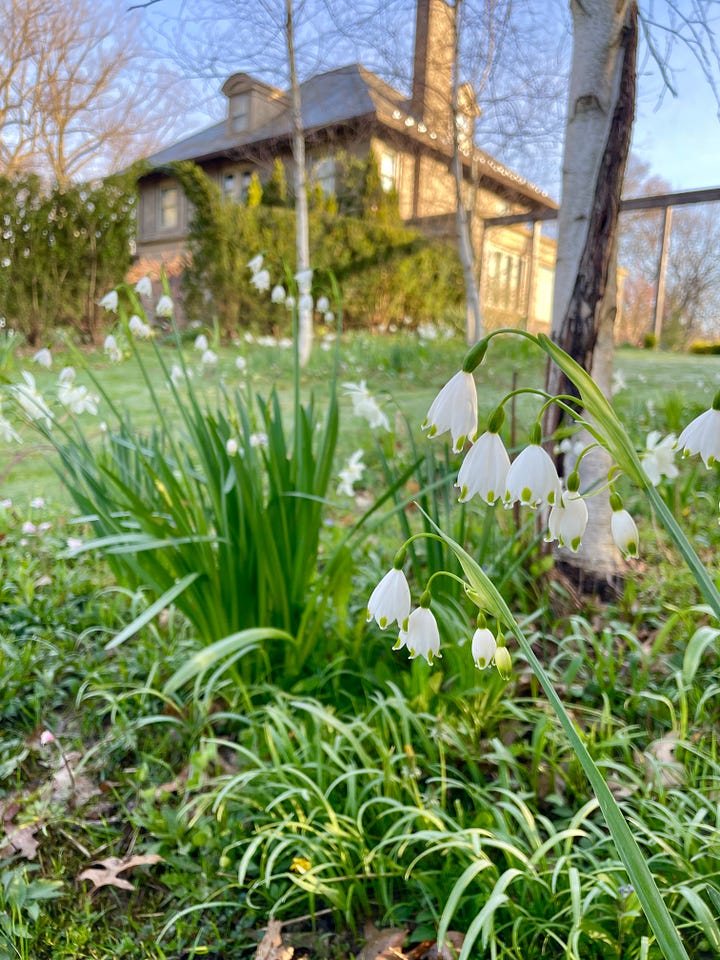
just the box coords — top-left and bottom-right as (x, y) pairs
(1, 280), (719, 959)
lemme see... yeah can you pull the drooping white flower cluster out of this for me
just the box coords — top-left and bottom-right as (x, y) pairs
(421, 367), (653, 558)
(366, 562), (510, 673)
(246, 255), (335, 323)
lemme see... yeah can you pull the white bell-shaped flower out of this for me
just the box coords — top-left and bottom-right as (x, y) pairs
(395, 605), (441, 665)
(546, 489), (588, 552)
(367, 567), (411, 630)
(504, 443), (560, 508)
(471, 627), (496, 669)
(422, 370), (478, 453)
(611, 508), (639, 558)
(457, 431), (510, 504)
(676, 406), (720, 469)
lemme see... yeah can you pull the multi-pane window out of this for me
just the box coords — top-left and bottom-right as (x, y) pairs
(222, 173), (237, 201)
(230, 93), (250, 133)
(379, 150), (397, 192)
(159, 186), (179, 229)
(314, 157), (336, 196)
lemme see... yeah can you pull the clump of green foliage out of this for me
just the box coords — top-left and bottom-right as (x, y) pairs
(170, 158), (463, 336)
(0, 171), (138, 345)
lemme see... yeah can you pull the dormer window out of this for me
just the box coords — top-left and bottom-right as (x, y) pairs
(230, 93), (250, 133)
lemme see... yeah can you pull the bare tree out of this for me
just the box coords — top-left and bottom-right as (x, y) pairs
(0, 0), (183, 183)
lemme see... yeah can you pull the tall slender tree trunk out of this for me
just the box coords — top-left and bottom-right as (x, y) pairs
(544, 0), (638, 584)
(285, 0), (312, 366)
(451, 0), (483, 345)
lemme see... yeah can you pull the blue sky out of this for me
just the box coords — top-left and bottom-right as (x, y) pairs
(632, 40), (720, 191)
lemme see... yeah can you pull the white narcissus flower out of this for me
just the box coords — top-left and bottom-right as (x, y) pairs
(422, 371), (478, 453)
(12, 371), (53, 427)
(546, 490), (588, 552)
(249, 432), (268, 449)
(676, 406), (720, 468)
(457, 431), (511, 505)
(285, 296), (296, 311)
(247, 254), (264, 275)
(343, 380), (390, 432)
(504, 444), (560, 508)
(271, 284), (286, 304)
(33, 348), (52, 368)
(135, 276), (153, 298)
(226, 437), (239, 456)
(99, 290), (118, 312)
(235, 355), (247, 372)
(641, 431), (678, 486)
(316, 295), (329, 313)
(156, 295), (174, 318)
(611, 507), (639, 558)
(471, 628), (497, 669)
(59, 383), (99, 415)
(337, 448), (365, 497)
(201, 349), (217, 366)
(0, 410), (21, 443)
(194, 333), (209, 352)
(366, 567), (411, 630)
(395, 606), (441, 665)
(58, 366), (76, 385)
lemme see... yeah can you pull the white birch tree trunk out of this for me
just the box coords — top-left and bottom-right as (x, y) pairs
(285, 0), (312, 367)
(545, 0), (637, 584)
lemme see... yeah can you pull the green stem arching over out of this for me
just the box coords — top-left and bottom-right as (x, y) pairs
(420, 510), (691, 960)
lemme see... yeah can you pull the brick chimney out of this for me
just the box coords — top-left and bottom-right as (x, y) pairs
(409, 0), (455, 137)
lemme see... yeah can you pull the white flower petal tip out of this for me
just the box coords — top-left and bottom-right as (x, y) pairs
(504, 444), (560, 509)
(367, 568), (411, 630)
(546, 491), (588, 552)
(611, 509), (639, 559)
(247, 254), (264, 274)
(396, 607), (441, 665)
(471, 628), (497, 669)
(422, 371), (477, 453)
(457, 432), (511, 505)
(676, 408), (720, 469)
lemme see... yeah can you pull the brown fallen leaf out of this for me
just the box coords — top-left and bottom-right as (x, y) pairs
(355, 921), (408, 960)
(77, 853), (164, 890)
(0, 824), (40, 860)
(254, 919), (294, 960)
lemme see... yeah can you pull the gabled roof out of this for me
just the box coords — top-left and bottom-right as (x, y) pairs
(145, 63), (555, 210)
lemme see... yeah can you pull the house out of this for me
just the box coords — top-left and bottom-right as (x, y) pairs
(136, 0), (558, 330)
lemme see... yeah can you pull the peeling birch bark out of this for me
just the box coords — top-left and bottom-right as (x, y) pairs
(545, 0), (638, 584)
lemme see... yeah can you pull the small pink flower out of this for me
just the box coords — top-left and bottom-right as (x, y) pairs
(40, 730), (56, 745)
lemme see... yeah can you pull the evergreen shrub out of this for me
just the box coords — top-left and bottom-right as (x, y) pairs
(0, 171), (137, 344)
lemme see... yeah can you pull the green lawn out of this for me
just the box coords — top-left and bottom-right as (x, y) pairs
(2, 331), (720, 959)
(3, 332), (718, 505)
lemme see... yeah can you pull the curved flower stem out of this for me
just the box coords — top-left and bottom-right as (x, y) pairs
(420, 510), (690, 960)
(645, 483), (720, 620)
